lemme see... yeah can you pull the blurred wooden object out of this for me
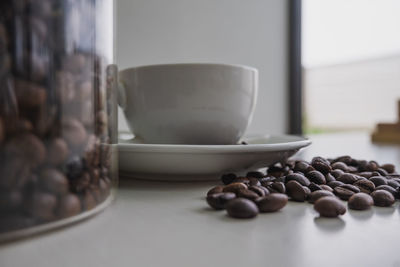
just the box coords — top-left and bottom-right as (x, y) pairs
(371, 100), (400, 143)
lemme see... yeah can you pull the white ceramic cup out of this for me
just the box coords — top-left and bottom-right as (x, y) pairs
(118, 63), (258, 144)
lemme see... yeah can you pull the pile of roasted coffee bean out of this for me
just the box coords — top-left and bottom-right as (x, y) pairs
(0, 0), (115, 233)
(206, 156), (399, 219)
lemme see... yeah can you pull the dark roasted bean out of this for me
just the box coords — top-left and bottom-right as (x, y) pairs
(314, 196), (346, 218)
(248, 185), (269, 197)
(270, 182), (286, 194)
(358, 172), (373, 179)
(327, 181), (345, 189)
(340, 184), (360, 193)
(347, 166), (358, 173)
(221, 173), (236, 185)
(381, 164), (395, 174)
(207, 186), (224, 196)
(232, 177), (250, 184)
(308, 182), (323, 192)
(331, 162), (348, 172)
(223, 183), (247, 193)
(320, 185), (334, 192)
(369, 176), (388, 187)
(337, 173), (357, 184)
(293, 161), (310, 173)
(248, 178), (261, 186)
(26, 192), (57, 221)
(375, 185), (398, 198)
(308, 190), (335, 204)
(306, 170), (326, 185)
(237, 188), (260, 200)
(334, 186), (356, 200)
(333, 155), (353, 165)
(285, 173), (310, 186)
(286, 180), (308, 202)
(246, 171), (265, 179)
(366, 161), (379, 172)
(207, 192), (236, 210)
(325, 173), (336, 183)
(256, 193), (288, 212)
(46, 138), (69, 166)
(353, 179), (375, 194)
(331, 169), (344, 179)
(311, 160), (332, 174)
(371, 190), (395, 207)
(39, 168), (69, 195)
(348, 193), (374, 210)
(387, 180), (400, 189)
(226, 198), (258, 218)
(376, 168), (389, 176)
(57, 194), (82, 218)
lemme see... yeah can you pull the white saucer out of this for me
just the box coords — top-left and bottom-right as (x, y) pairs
(118, 135), (311, 181)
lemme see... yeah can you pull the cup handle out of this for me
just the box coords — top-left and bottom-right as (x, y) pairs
(118, 81), (127, 111)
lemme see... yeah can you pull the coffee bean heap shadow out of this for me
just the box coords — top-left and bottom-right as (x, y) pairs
(206, 156), (399, 219)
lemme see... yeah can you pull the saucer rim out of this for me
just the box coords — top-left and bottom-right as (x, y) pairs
(118, 134), (311, 154)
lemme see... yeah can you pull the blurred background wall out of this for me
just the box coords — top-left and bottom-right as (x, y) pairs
(116, 0), (290, 136)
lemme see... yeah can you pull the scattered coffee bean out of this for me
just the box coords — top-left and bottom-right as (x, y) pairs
(207, 186), (224, 196)
(311, 157), (332, 174)
(314, 196), (346, 218)
(246, 171), (265, 179)
(369, 176), (388, 187)
(320, 185), (333, 192)
(375, 185), (398, 198)
(207, 193), (236, 210)
(248, 178), (261, 186)
(308, 182), (323, 192)
(325, 173), (336, 183)
(223, 183), (247, 193)
(376, 168), (389, 176)
(358, 172), (373, 179)
(387, 180), (400, 189)
(232, 177), (250, 184)
(285, 173), (310, 186)
(331, 169), (344, 179)
(371, 190), (395, 207)
(248, 185), (269, 197)
(256, 193), (288, 212)
(337, 173), (358, 184)
(366, 161), (379, 172)
(237, 188), (260, 200)
(270, 182), (286, 194)
(334, 186), (357, 200)
(221, 173), (236, 185)
(381, 164), (395, 174)
(348, 193), (374, 210)
(286, 180), (308, 202)
(331, 162), (348, 172)
(327, 181), (345, 189)
(293, 161), (310, 173)
(353, 179), (375, 194)
(226, 198), (259, 218)
(309, 190), (335, 204)
(306, 170), (326, 185)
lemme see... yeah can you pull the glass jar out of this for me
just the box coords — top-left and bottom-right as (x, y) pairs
(0, 0), (117, 240)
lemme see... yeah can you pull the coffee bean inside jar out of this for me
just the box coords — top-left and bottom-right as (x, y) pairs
(0, 0), (116, 235)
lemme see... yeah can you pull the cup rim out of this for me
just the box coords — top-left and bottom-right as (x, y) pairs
(119, 63), (258, 75)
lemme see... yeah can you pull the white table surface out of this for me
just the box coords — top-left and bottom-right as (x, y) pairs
(1, 132), (400, 267)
